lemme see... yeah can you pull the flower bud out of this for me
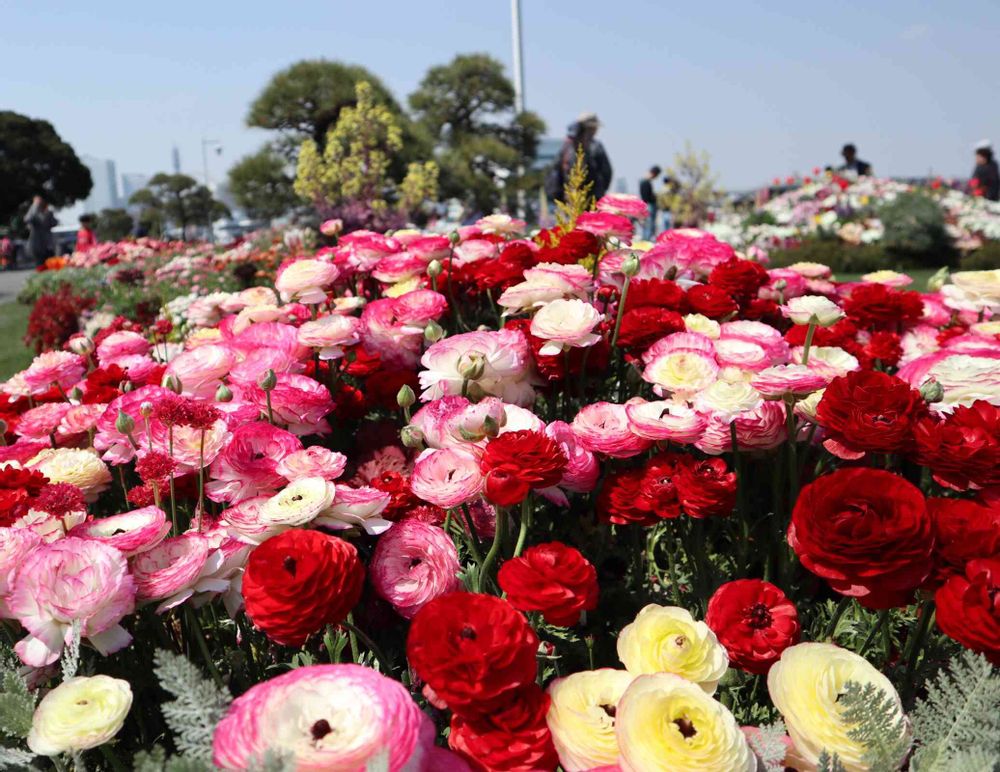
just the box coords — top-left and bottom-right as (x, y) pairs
(215, 383), (234, 403)
(927, 266), (949, 292)
(482, 415), (501, 438)
(427, 259), (442, 279)
(161, 373), (182, 394)
(400, 425), (425, 448)
(773, 279), (788, 292)
(919, 378), (944, 403)
(69, 387), (84, 402)
(621, 253), (641, 278)
(449, 230), (461, 246)
(424, 320), (445, 343)
(0, 419), (7, 436)
(67, 336), (94, 356)
(259, 369), (277, 392)
(457, 351), (486, 381)
(139, 401), (154, 418)
(396, 384), (416, 410)
(115, 409), (135, 436)
(121, 381), (133, 393)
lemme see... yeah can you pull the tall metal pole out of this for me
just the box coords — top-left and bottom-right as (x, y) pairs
(511, 0), (526, 218)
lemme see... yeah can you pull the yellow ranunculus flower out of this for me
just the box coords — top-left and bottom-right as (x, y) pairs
(683, 313), (721, 339)
(27, 448), (112, 503)
(259, 476), (335, 527)
(768, 642), (910, 771)
(617, 604), (728, 693)
(384, 276), (422, 298)
(616, 672), (755, 772)
(545, 669), (635, 771)
(27, 675), (132, 756)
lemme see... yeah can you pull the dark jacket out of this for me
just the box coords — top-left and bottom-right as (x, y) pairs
(25, 202), (57, 261)
(973, 160), (1000, 201)
(639, 178), (656, 205)
(554, 136), (613, 201)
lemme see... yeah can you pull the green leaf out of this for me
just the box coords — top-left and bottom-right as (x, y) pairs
(153, 650), (232, 764)
(838, 680), (911, 770)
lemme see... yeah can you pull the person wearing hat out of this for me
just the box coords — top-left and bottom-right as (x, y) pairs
(548, 112), (613, 203)
(971, 140), (999, 201)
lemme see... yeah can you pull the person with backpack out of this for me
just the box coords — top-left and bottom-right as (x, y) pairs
(639, 165), (661, 240)
(546, 112), (613, 204)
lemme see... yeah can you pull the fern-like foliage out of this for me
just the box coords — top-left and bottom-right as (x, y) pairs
(61, 620), (81, 682)
(909, 649), (1000, 771)
(747, 720), (788, 772)
(133, 746), (213, 772)
(0, 648), (35, 740)
(0, 747), (38, 770)
(839, 680), (911, 770)
(554, 146), (594, 230)
(817, 749), (846, 772)
(154, 650), (232, 764)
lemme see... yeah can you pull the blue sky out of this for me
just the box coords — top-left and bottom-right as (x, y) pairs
(3, 0), (999, 192)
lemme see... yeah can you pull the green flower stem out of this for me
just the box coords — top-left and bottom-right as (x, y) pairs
(460, 504), (483, 563)
(479, 505), (508, 592)
(185, 607), (224, 688)
(100, 743), (128, 772)
(858, 609), (890, 658)
(345, 611), (360, 664)
(168, 426), (178, 535)
(264, 391), (275, 425)
(513, 498), (533, 557)
(800, 321), (817, 365)
(196, 429), (206, 532)
(902, 600), (936, 701)
(822, 596), (853, 642)
(610, 274), (632, 350)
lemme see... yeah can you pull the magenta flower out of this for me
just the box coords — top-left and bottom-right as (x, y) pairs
(370, 520), (460, 619)
(206, 422), (303, 504)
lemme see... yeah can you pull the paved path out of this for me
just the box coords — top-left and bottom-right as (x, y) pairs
(0, 269), (33, 304)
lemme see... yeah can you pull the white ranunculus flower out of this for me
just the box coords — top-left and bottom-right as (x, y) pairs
(258, 477), (336, 527)
(28, 676), (132, 756)
(780, 295), (844, 327)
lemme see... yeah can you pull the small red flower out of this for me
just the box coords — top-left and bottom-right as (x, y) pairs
(498, 542), (599, 626)
(935, 558), (1000, 664)
(925, 497), (1000, 588)
(685, 284), (738, 320)
(843, 283), (923, 330)
(913, 400), (1000, 490)
(480, 431), (566, 507)
(674, 457), (736, 518)
(706, 579), (800, 674)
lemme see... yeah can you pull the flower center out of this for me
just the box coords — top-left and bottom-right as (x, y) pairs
(310, 719), (332, 742)
(674, 716), (697, 739)
(459, 625), (477, 640)
(742, 602), (773, 629)
(673, 635), (687, 648)
(283, 555), (297, 576)
(600, 703), (616, 718)
(409, 558), (422, 569)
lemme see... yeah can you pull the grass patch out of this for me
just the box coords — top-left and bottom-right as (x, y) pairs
(0, 302), (33, 379)
(837, 268), (936, 289)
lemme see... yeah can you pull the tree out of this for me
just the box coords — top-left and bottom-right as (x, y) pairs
(0, 111), (92, 226)
(659, 142), (720, 227)
(95, 208), (134, 241)
(227, 145), (297, 221)
(128, 174), (230, 239)
(408, 54), (545, 213)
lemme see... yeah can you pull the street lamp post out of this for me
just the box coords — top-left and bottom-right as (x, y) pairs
(201, 139), (222, 191)
(510, 0), (527, 218)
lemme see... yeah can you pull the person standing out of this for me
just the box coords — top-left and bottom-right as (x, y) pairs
(838, 144), (872, 179)
(639, 165), (661, 240)
(548, 112), (614, 203)
(25, 196), (57, 267)
(971, 141), (1000, 201)
(76, 214), (98, 251)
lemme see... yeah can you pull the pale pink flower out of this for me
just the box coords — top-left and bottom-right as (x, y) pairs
(531, 298), (603, 356)
(189, 527), (252, 617)
(23, 352), (86, 396)
(12, 501), (87, 544)
(500, 403), (547, 435)
(410, 447), (483, 508)
(15, 403), (72, 441)
(576, 211), (633, 241)
(96, 331), (150, 364)
(275, 258), (339, 304)
(714, 338), (770, 371)
(115, 354), (161, 384)
(69, 506), (170, 557)
(642, 332), (716, 362)
(297, 315), (362, 360)
(572, 402), (653, 458)
(148, 417), (230, 475)
(411, 396), (506, 449)
(58, 404), (106, 440)
(419, 329), (540, 407)
(0, 528), (41, 617)
(361, 291), (448, 369)
(206, 423), (303, 504)
(498, 263), (593, 313)
(94, 385), (173, 465)
(453, 238), (498, 266)
(761, 268), (809, 301)
(719, 321), (790, 365)
(596, 193), (648, 219)
(406, 235), (451, 262)
(790, 346), (859, 378)
(372, 252), (426, 284)
(784, 261), (832, 279)
(653, 229), (736, 277)
(220, 496), (279, 545)
(319, 218), (343, 237)
(339, 231), (402, 272)
(476, 213), (527, 236)
(696, 401), (788, 455)
(315, 485), (392, 535)
(921, 295), (952, 326)
(544, 420), (599, 498)
(8, 537), (135, 666)
(229, 321), (308, 362)
(240, 374), (335, 436)
(643, 349), (720, 397)
(212, 664), (436, 772)
(228, 347), (303, 384)
(130, 533), (221, 613)
(625, 398), (708, 443)
(276, 447), (347, 481)
(751, 365), (828, 399)
(370, 520), (460, 619)
(164, 344), (236, 399)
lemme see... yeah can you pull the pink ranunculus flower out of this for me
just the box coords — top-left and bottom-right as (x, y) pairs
(8, 537), (136, 666)
(720, 321), (790, 365)
(476, 213), (527, 236)
(360, 291), (448, 369)
(761, 268), (809, 301)
(596, 193), (649, 219)
(276, 447), (347, 481)
(751, 365), (828, 399)
(220, 496), (280, 545)
(13, 496), (87, 544)
(500, 403), (547, 435)
(696, 401), (788, 455)
(228, 347), (303, 384)
(411, 396), (506, 450)
(240, 374), (335, 436)
(206, 423), (303, 504)
(544, 420), (600, 497)
(275, 258), (339, 304)
(410, 447), (484, 509)
(370, 520), (460, 619)
(69, 506), (171, 557)
(419, 328), (540, 407)
(654, 228), (736, 277)
(96, 331), (150, 364)
(164, 344), (236, 400)
(14, 403), (72, 441)
(189, 527), (252, 617)
(625, 397), (708, 443)
(297, 315), (362, 360)
(22, 351), (86, 396)
(148, 416), (231, 475)
(314, 485), (392, 535)
(576, 211), (634, 241)
(530, 298), (604, 356)
(130, 533), (221, 613)
(498, 263), (594, 313)
(714, 338), (771, 371)
(319, 218), (343, 237)
(0, 439), (48, 466)
(572, 402), (653, 458)
(58, 404), (107, 441)
(339, 230), (402, 272)
(406, 235), (451, 263)
(212, 664), (437, 772)
(0, 528), (41, 617)
(372, 252), (426, 284)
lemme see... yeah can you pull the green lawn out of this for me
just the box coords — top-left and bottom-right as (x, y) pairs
(0, 302), (33, 380)
(838, 268), (937, 289)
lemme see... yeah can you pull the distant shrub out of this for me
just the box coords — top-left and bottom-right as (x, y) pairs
(878, 191), (956, 267)
(958, 241), (1000, 271)
(768, 241), (893, 274)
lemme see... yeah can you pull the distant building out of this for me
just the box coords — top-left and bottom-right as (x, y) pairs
(532, 137), (562, 172)
(172, 146), (182, 174)
(80, 155), (120, 213)
(120, 173), (151, 206)
(614, 177), (627, 194)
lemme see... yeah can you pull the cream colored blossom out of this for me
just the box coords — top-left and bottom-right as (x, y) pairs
(28, 676), (132, 756)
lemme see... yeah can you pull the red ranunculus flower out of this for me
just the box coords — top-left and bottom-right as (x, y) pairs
(243, 529), (364, 646)
(0, 466), (49, 526)
(448, 684), (559, 772)
(624, 278), (686, 312)
(480, 430), (567, 507)
(925, 498), (1000, 588)
(597, 468), (657, 526)
(843, 283), (923, 330)
(685, 284), (739, 319)
(674, 457), (737, 518)
(407, 592), (539, 713)
(616, 307), (685, 350)
(863, 331), (902, 367)
(498, 542), (599, 626)
(639, 452), (686, 519)
(935, 558), (1000, 664)
(709, 257), (769, 301)
(788, 467), (933, 608)
(913, 400), (1000, 490)
(816, 369), (926, 457)
(783, 318), (858, 348)
(705, 579), (801, 674)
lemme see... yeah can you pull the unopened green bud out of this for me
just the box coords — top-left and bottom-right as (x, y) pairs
(397, 384), (416, 410)
(400, 425), (425, 448)
(424, 320), (445, 343)
(482, 415), (500, 438)
(773, 279), (788, 292)
(457, 352), (486, 381)
(139, 401), (154, 418)
(215, 383), (234, 403)
(259, 369), (277, 391)
(69, 387), (84, 402)
(0, 419), (7, 436)
(919, 378), (944, 403)
(115, 409), (135, 435)
(927, 266), (949, 293)
(427, 259), (443, 278)
(449, 230), (461, 246)
(621, 253), (640, 278)
(161, 373), (182, 394)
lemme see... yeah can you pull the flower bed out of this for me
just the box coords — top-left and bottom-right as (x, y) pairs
(0, 201), (999, 770)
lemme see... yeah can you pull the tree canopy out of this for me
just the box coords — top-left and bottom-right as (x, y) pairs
(227, 146), (298, 221)
(129, 174), (229, 238)
(0, 111), (92, 226)
(95, 208), (134, 241)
